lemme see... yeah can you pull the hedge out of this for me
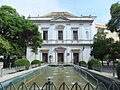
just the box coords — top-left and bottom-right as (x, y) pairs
(79, 61), (86, 66)
(14, 59), (30, 70)
(31, 60), (41, 66)
(88, 59), (101, 71)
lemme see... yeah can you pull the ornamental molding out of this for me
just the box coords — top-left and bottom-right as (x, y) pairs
(41, 27), (49, 30)
(71, 27), (79, 29)
(55, 25), (65, 30)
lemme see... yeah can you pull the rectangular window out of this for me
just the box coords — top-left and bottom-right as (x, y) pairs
(58, 31), (63, 40)
(43, 31), (48, 40)
(73, 31), (78, 40)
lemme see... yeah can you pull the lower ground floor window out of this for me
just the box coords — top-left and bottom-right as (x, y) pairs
(42, 53), (48, 63)
(73, 53), (79, 64)
(57, 53), (64, 64)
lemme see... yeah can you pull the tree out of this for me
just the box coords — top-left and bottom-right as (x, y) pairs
(0, 35), (12, 56)
(94, 28), (107, 41)
(91, 28), (114, 65)
(0, 5), (43, 68)
(109, 41), (120, 60)
(107, 2), (120, 40)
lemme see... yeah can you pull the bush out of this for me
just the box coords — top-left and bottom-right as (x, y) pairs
(116, 62), (120, 79)
(31, 60), (41, 66)
(88, 59), (101, 70)
(14, 59), (30, 70)
(88, 60), (93, 69)
(79, 61), (86, 66)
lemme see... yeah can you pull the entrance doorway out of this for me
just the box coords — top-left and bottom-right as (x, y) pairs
(73, 53), (79, 64)
(57, 53), (64, 64)
(42, 53), (48, 63)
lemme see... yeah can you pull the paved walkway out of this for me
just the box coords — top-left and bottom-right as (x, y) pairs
(81, 66), (120, 83)
(0, 64), (48, 82)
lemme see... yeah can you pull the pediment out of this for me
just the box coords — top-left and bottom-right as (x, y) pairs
(51, 16), (70, 21)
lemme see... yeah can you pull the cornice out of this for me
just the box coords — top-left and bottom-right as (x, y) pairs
(42, 44), (93, 46)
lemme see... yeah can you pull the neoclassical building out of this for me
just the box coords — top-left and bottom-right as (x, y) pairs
(27, 12), (97, 64)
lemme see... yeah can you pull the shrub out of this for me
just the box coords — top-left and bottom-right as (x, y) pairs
(31, 60), (41, 66)
(88, 59), (101, 70)
(79, 61), (86, 66)
(14, 59), (30, 70)
(88, 60), (93, 69)
(116, 62), (120, 79)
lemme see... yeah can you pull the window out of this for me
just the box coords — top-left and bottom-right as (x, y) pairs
(73, 31), (78, 40)
(43, 31), (48, 40)
(58, 31), (63, 40)
(86, 31), (89, 39)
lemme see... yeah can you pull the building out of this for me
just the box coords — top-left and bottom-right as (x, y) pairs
(95, 23), (119, 41)
(27, 12), (97, 64)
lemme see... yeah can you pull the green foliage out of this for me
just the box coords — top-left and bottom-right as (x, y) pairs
(107, 2), (120, 39)
(91, 28), (114, 62)
(109, 41), (120, 59)
(116, 62), (120, 79)
(31, 60), (41, 66)
(88, 59), (101, 70)
(79, 61), (86, 66)
(94, 28), (107, 41)
(0, 35), (12, 56)
(0, 5), (43, 66)
(39, 61), (45, 63)
(14, 59), (30, 70)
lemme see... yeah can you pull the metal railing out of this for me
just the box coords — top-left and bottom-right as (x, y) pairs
(0, 79), (119, 90)
(0, 66), (25, 77)
(0, 64), (40, 77)
(73, 65), (99, 86)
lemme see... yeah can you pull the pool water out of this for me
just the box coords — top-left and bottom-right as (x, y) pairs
(15, 66), (88, 89)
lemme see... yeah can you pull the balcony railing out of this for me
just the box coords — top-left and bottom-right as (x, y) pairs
(43, 39), (93, 44)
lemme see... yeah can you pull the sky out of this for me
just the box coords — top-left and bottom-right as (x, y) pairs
(0, 0), (119, 24)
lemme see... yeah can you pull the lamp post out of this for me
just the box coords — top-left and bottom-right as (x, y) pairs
(82, 46), (85, 61)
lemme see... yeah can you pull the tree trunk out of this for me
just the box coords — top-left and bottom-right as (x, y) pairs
(3, 55), (10, 68)
(118, 33), (120, 41)
(113, 59), (116, 76)
(107, 60), (109, 67)
(101, 60), (104, 66)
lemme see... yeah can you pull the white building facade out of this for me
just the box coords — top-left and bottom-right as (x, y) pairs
(27, 12), (97, 64)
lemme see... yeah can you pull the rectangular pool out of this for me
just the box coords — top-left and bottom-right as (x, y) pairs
(14, 66), (88, 89)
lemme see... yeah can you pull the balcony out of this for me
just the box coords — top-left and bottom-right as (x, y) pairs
(43, 39), (93, 45)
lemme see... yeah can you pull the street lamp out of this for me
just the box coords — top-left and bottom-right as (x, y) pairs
(82, 46), (85, 61)
(49, 55), (53, 64)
